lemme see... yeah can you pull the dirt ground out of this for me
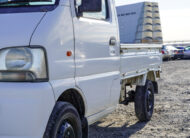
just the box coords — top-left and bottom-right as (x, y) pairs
(89, 60), (190, 138)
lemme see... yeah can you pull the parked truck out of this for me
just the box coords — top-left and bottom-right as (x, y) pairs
(0, 0), (162, 137)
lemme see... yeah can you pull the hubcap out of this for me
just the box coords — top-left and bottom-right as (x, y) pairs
(147, 89), (153, 113)
(57, 122), (75, 138)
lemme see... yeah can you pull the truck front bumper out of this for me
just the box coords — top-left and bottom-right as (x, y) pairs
(0, 82), (55, 138)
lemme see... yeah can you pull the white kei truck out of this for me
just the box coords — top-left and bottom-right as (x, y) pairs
(0, 0), (162, 137)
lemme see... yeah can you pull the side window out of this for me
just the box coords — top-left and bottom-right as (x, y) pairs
(76, 0), (108, 20)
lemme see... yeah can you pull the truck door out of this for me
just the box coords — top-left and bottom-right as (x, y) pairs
(72, 0), (120, 116)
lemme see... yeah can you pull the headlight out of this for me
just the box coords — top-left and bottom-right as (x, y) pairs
(0, 47), (48, 82)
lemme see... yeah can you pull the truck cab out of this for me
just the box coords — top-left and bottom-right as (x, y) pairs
(0, 0), (121, 137)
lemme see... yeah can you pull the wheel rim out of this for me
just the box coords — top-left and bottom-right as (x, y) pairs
(57, 121), (75, 138)
(146, 89), (153, 113)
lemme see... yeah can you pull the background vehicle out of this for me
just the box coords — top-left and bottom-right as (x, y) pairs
(0, 0), (162, 137)
(183, 46), (190, 59)
(162, 45), (171, 60)
(165, 45), (184, 60)
(174, 47), (184, 59)
(176, 46), (185, 50)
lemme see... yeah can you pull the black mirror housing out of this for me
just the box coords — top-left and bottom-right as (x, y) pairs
(78, 0), (102, 14)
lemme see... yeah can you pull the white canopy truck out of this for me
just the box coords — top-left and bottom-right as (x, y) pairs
(0, 0), (162, 137)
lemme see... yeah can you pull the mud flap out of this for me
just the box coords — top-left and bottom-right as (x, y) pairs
(152, 81), (158, 94)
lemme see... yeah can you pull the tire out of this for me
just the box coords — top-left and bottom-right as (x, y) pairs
(44, 102), (82, 138)
(135, 80), (154, 122)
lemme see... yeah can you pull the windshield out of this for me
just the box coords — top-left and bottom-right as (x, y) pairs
(185, 47), (190, 51)
(0, 0), (56, 7)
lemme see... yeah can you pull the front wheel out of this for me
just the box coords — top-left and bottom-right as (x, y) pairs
(44, 102), (82, 138)
(135, 80), (155, 122)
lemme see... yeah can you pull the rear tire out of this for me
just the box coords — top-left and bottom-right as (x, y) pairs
(135, 80), (154, 122)
(44, 102), (82, 138)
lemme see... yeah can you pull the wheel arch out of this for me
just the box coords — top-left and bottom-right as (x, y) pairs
(147, 71), (158, 93)
(147, 71), (156, 82)
(48, 87), (89, 137)
(57, 88), (87, 119)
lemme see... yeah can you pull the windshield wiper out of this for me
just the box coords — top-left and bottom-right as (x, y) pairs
(0, 0), (52, 5)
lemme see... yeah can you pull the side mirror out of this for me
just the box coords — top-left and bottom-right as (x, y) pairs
(78, 0), (102, 14)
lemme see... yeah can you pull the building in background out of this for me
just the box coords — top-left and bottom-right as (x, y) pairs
(117, 2), (163, 44)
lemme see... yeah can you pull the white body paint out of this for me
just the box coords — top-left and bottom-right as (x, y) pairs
(0, 0), (162, 137)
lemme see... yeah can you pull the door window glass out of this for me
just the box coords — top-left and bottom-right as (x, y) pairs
(76, 0), (108, 20)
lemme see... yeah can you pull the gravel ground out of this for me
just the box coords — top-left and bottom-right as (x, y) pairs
(89, 60), (190, 138)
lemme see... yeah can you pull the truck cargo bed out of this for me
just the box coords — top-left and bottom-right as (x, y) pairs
(120, 44), (162, 79)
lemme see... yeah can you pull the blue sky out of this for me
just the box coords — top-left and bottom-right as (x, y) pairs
(115, 0), (190, 42)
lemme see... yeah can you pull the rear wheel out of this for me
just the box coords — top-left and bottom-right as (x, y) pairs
(44, 102), (82, 138)
(135, 80), (154, 122)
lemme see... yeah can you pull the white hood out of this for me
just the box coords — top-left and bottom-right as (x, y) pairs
(0, 12), (45, 48)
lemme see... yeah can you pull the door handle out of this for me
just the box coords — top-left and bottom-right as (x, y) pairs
(109, 37), (117, 46)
